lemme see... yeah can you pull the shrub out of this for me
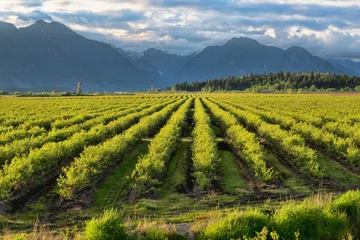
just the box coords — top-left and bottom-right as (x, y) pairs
(200, 209), (269, 240)
(273, 199), (349, 240)
(84, 209), (127, 240)
(330, 190), (360, 233)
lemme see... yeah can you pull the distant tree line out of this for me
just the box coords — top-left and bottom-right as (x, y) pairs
(169, 72), (360, 92)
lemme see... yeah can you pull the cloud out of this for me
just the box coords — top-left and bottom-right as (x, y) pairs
(17, 10), (53, 21)
(49, 9), (146, 29)
(0, 0), (359, 59)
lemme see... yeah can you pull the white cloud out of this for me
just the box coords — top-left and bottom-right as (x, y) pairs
(0, 0), (360, 58)
(265, 28), (276, 38)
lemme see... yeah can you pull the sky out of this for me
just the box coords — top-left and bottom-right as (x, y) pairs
(0, 0), (360, 59)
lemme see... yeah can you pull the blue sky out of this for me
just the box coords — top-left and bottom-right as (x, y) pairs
(1, 0), (360, 59)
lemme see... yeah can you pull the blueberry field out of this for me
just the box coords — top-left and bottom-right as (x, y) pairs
(1, 94), (360, 239)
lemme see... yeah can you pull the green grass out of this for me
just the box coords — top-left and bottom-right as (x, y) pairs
(218, 150), (249, 194)
(198, 193), (355, 240)
(273, 198), (349, 240)
(316, 154), (360, 186)
(160, 142), (190, 195)
(84, 209), (127, 240)
(199, 209), (269, 240)
(263, 150), (311, 193)
(120, 193), (245, 224)
(330, 190), (360, 237)
(94, 142), (149, 208)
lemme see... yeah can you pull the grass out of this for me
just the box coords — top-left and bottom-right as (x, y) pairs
(316, 154), (360, 186)
(94, 142), (149, 208)
(84, 209), (127, 240)
(160, 142), (190, 195)
(199, 209), (269, 240)
(198, 192), (356, 240)
(273, 197), (349, 240)
(218, 150), (249, 194)
(263, 149), (311, 193)
(330, 190), (360, 237)
(3, 191), (360, 239)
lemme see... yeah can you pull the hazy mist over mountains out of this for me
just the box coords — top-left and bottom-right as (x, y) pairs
(0, 20), (359, 92)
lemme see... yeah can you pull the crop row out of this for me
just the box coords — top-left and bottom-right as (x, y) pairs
(0, 96), (171, 130)
(210, 98), (322, 178)
(232, 97), (360, 146)
(202, 98), (276, 182)
(0, 97), (159, 136)
(191, 98), (220, 189)
(131, 98), (193, 195)
(57, 98), (186, 199)
(0, 99), (178, 199)
(219, 97), (360, 165)
(0, 98), (172, 167)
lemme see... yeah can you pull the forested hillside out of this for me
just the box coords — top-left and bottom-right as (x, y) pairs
(171, 72), (360, 92)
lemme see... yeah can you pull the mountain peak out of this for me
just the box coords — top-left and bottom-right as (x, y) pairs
(0, 21), (17, 31)
(26, 20), (75, 35)
(34, 19), (47, 25)
(224, 37), (260, 46)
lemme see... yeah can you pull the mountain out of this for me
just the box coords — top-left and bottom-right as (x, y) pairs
(174, 37), (350, 83)
(118, 48), (195, 87)
(327, 58), (360, 76)
(0, 20), (151, 91)
(0, 20), (358, 91)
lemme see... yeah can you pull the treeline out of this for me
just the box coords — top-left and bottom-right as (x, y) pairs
(170, 72), (360, 92)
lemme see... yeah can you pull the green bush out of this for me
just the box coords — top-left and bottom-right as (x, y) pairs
(200, 209), (269, 240)
(330, 190), (360, 232)
(273, 199), (349, 240)
(192, 98), (220, 190)
(84, 209), (127, 240)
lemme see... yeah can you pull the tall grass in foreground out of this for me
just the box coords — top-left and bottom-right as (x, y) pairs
(199, 209), (269, 239)
(272, 198), (348, 240)
(3, 190), (360, 239)
(84, 209), (126, 240)
(200, 191), (360, 240)
(329, 190), (360, 238)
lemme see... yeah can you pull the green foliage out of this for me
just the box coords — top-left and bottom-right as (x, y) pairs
(132, 98), (192, 194)
(58, 99), (184, 199)
(84, 209), (127, 240)
(213, 98), (321, 178)
(0, 98), (176, 199)
(330, 190), (360, 233)
(0, 101), (164, 167)
(171, 72), (360, 92)
(203, 98), (276, 182)
(273, 199), (349, 240)
(200, 209), (269, 240)
(192, 98), (220, 190)
(199, 191), (358, 240)
(219, 96), (360, 165)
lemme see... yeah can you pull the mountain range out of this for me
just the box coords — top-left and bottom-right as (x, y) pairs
(0, 20), (359, 92)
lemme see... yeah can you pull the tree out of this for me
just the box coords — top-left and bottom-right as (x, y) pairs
(310, 84), (317, 92)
